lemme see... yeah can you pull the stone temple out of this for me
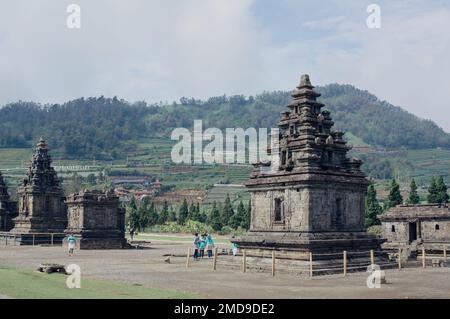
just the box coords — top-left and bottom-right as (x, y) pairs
(1, 138), (126, 249)
(66, 190), (126, 249)
(0, 172), (17, 231)
(232, 75), (385, 265)
(11, 138), (67, 234)
(381, 204), (450, 255)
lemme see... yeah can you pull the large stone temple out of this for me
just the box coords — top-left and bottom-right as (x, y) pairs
(232, 75), (385, 264)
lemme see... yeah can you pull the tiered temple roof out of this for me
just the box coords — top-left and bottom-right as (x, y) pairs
(252, 74), (363, 178)
(21, 137), (62, 192)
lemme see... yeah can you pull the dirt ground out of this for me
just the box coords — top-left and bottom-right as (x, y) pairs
(1, 242), (450, 299)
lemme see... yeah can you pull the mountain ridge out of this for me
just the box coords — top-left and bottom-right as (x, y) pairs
(0, 83), (448, 158)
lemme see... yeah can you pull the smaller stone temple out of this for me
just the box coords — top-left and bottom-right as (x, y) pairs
(65, 190), (126, 249)
(0, 171), (17, 231)
(381, 204), (450, 252)
(11, 138), (67, 235)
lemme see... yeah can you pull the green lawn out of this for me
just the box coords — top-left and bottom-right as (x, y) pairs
(0, 266), (197, 299)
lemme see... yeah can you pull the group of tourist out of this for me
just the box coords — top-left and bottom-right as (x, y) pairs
(192, 233), (215, 260)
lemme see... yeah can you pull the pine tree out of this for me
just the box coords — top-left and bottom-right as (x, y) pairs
(148, 201), (159, 226)
(241, 199), (251, 230)
(158, 200), (169, 224)
(178, 199), (189, 225)
(230, 201), (245, 229)
(436, 176), (449, 204)
(188, 202), (196, 221)
(427, 177), (439, 203)
(207, 201), (222, 231)
(387, 179), (403, 208)
(408, 179), (420, 204)
(126, 195), (139, 230)
(221, 194), (234, 227)
(365, 184), (382, 227)
(168, 206), (177, 222)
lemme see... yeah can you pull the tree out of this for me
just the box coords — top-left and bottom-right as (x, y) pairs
(436, 176), (449, 204)
(427, 177), (439, 204)
(178, 199), (189, 225)
(365, 184), (382, 227)
(230, 200), (245, 229)
(241, 199), (251, 230)
(168, 206), (177, 222)
(387, 179), (403, 208)
(158, 200), (169, 224)
(86, 173), (96, 185)
(408, 179), (420, 204)
(207, 201), (222, 231)
(221, 194), (234, 226)
(188, 202), (196, 221)
(126, 196), (139, 230)
(147, 201), (159, 227)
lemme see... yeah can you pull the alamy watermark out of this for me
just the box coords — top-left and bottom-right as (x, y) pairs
(366, 4), (381, 29)
(66, 264), (81, 289)
(366, 264), (385, 288)
(66, 4), (81, 29)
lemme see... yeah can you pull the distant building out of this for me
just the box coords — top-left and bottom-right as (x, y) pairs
(66, 189), (126, 249)
(112, 176), (150, 187)
(381, 204), (450, 251)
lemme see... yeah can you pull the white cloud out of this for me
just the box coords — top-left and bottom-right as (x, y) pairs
(0, 0), (449, 132)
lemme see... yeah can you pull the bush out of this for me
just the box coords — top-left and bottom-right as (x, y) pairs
(218, 225), (234, 235)
(367, 225), (383, 238)
(155, 220), (213, 234)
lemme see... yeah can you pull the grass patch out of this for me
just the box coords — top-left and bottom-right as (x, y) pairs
(0, 266), (197, 299)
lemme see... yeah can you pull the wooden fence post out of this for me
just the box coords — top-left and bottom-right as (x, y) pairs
(212, 247), (218, 270)
(422, 247), (426, 268)
(272, 251), (276, 277)
(343, 251), (347, 276)
(186, 247), (191, 269)
(309, 252), (313, 278)
(242, 249), (247, 273)
(444, 245), (447, 262)
(398, 248), (402, 270)
(370, 249), (375, 271)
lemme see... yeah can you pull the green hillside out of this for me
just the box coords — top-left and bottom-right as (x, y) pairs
(1, 84), (449, 160)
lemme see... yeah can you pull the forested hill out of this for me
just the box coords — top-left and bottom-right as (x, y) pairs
(0, 84), (449, 159)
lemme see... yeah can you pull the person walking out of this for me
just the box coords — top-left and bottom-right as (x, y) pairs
(199, 234), (206, 259)
(67, 234), (77, 257)
(206, 233), (215, 258)
(230, 242), (238, 256)
(193, 233), (200, 260)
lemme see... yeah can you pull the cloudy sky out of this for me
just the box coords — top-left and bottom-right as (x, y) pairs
(1, 0), (450, 131)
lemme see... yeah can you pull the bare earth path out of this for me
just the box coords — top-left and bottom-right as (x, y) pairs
(1, 244), (450, 299)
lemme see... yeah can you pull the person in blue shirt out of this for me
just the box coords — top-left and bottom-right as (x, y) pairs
(67, 234), (77, 256)
(206, 233), (215, 258)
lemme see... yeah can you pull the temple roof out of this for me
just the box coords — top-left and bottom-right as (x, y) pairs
(20, 138), (61, 191)
(381, 204), (450, 221)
